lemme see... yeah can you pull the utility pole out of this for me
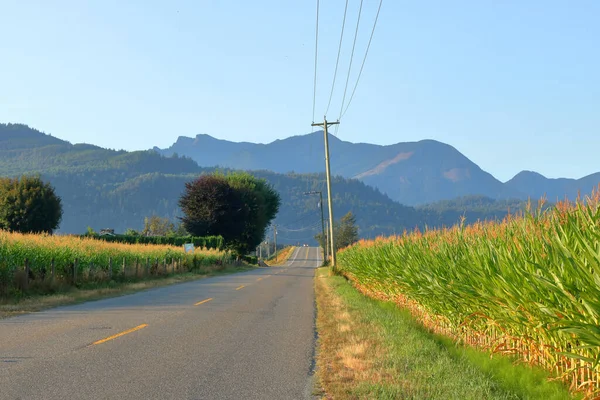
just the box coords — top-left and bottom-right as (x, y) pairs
(273, 224), (277, 262)
(304, 190), (327, 263)
(311, 117), (339, 270)
(325, 220), (329, 262)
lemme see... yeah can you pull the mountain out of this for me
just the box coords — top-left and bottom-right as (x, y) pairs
(0, 123), (455, 243)
(156, 132), (600, 205)
(506, 171), (600, 202)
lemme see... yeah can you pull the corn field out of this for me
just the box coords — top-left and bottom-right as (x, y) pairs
(338, 190), (600, 398)
(0, 231), (231, 295)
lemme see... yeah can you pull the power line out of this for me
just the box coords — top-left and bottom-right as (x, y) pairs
(278, 220), (322, 232)
(338, 0), (364, 120)
(312, 0), (320, 124)
(324, 0), (350, 116)
(341, 0), (384, 119)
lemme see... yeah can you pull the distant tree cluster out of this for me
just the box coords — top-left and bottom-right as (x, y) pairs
(179, 172), (280, 256)
(0, 175), (63, 234)
(315, 211), (359, 253)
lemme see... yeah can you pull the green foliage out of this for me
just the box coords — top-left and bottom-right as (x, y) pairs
(179, 174), (245, 244)
(0, 175), (63, 234)
(142, 215), (175, 237)
(179, 172), (280, 255)
(0, 230), (230, 296)
(336, 211), (359, 250)
(124, 228), (140, 236)
(319, 269), (575, 399)
(224, 172), (280, 254)
(338, 198), (600, 396)
(87, 234), (224, 250)
(0, 124), (528, 242)
(315, 211), (359, 252)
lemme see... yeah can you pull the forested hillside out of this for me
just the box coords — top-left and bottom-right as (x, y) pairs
(0, 124), (524, 243)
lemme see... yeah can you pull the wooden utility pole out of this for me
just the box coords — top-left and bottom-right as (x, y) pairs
(273, 225), (278, 262)
(325, 220), (329, 262)
(304, 190), (327, 263)
(311, 117), (339, 269)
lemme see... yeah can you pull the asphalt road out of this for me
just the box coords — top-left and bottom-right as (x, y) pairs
(0, 246), (321, 400)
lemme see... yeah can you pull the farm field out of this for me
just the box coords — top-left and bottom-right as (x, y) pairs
(0, 230), (234, 299)
(337, 193), (600, 399)
(314, 267), (576, 399)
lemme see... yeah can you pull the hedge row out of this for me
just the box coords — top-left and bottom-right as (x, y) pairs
(85, 234), (224, 250)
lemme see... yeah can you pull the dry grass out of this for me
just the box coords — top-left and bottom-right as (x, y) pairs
(264, 246), (296, 266)
(0, 264), (251, 319)
(314, 268), (576, 399)
(314, 268), (391, 399)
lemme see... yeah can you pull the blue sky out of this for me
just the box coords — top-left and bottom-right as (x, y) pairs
(1, 0), (598, 182)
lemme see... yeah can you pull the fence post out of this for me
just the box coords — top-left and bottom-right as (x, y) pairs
(155, 258), (158, 276)
(51, 258), (55, 281)
(24, 258), (30, 291)
(122, 258), (126, 278)
(136, 259), (139, 278)
(146, 257), (149, 276)
(108, 257), (112, 279)
(163, 259), (166, 275)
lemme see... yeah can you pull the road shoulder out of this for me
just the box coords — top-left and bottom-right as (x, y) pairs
(313, 267), (575, 399)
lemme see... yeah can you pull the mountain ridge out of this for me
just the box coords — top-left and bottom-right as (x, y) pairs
(155, 132), (600, 205)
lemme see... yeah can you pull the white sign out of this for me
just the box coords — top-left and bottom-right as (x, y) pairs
(183, 243), (195, 253)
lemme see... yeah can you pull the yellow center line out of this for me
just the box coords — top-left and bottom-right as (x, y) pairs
(194, 297), (213, 306)
(235, 285), (245, 290)
(91, 324), (148, 346)
(256, 277), (263, 281)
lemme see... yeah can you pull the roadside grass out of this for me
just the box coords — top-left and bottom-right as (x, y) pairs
(264, 246), (296, 266)
(0, 264), (253, 319)
(314, 268), (578, 400)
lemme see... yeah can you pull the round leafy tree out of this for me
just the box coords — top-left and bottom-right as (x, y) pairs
(0, 175), (63, 234)
(179, 172), (280, 256)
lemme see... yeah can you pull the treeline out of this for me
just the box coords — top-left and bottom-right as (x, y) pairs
(0, 124), (534, 243)
(84, 234), (224, 250)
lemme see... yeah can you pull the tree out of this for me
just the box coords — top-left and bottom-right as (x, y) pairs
(0, 175), (63, 234)
(336, 211), (359, 250)
(179, 172), (280, 255)
(225, 172), (280, 254)
(142, 215), (175, 237)
(179, 174), (245, 242)
(316, 212), (359, 252)
(124, 228), (140, 236)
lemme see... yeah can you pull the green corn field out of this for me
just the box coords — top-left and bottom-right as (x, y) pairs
(338, 192), (600, 398)
(0, 231), (230, 292)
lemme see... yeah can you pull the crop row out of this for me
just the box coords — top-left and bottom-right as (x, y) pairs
(338, 192), (600, 397)
(84, 234), (224, 250)
(0, 231), (230, 293)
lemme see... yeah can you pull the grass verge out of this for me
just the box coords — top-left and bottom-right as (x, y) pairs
(314, 267), (578, 400)
(264, 246), (296, 266)
(0, 264), (253, 319)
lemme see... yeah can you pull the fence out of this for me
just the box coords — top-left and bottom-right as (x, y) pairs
(0, 253), (235, 296)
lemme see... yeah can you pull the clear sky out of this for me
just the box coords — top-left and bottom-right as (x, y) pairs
(1, 0), (598, 182)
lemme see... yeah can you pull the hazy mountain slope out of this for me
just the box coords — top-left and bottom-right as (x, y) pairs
(0, 124), (437, 242)
(506, 170), (600, 202)
(157, 131), (600, 205)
